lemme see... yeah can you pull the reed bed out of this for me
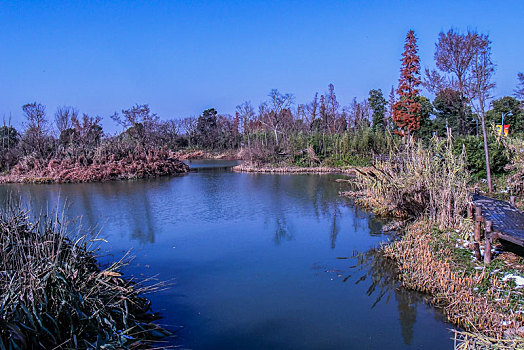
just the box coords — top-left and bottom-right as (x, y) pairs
(353, 135), (470, 229)
(0, 149), (189, 184)
(453, 329), (524, 349)
(383, 220), (524, 340)
(0, 206), (171, 349)
(233, 163), (364, 175)
(347, 135), (524, 345)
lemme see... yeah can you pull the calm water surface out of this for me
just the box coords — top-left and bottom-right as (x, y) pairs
(0, 163), (455, 349)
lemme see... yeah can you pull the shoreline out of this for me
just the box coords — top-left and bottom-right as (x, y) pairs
(346, 191), (524, 347)
(232, 163), (366, 175)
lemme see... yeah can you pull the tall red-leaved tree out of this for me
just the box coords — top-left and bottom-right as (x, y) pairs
(393, 30), (422, 136)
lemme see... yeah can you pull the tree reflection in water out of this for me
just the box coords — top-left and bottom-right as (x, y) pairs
(346, 246), (419, 346)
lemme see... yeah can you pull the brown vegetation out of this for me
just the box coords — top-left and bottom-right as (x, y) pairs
(233, 162), (364, 175)
(384, 220), (524, 339)
(347, 134), (524, 345)
(0, 149), (188, 184)
(351, 135), (470, 228)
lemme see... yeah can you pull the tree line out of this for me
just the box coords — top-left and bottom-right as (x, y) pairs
(1, 28), (523, 175)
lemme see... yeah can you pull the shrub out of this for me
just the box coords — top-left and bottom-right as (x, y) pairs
(454, 135), (510, 180)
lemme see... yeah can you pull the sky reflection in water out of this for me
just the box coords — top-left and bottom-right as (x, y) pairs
(0, 170), (455, 349)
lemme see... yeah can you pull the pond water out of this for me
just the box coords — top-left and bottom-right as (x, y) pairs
(0, 163), (455, 349)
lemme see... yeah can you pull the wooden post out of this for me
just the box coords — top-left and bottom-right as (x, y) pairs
(467, 203), (473, 219)
(510, 196), (516, 206)
(484, 220), (493, 264)
(473, 206), (482, 261)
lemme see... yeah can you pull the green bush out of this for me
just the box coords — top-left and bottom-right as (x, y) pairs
(454, 136), (510, 180)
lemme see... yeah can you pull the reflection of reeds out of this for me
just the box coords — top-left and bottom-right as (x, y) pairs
(384, 220), (524, 340)
(349, 246), (424, 345)
(0, 205), (171, 348)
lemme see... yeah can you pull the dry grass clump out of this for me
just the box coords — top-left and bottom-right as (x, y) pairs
(383, 220), (524, 339)
(354, 135), (470, 229)
(453, 330), (524, 349)
(0, 207), (171, 349)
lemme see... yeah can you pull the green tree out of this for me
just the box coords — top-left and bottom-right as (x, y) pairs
(0, 125), (19, 151)
(413, 96), (434, 139)
(433, 88), (475, 136)
(195, 108), (219, 148)
(485, 96), (524, 134)
(368, 89), (387, 131)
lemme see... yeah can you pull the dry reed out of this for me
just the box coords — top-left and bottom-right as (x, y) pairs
(353, 135), (470, 229)
(233, 163), (364, 175)
(383, 220), (524, 339)
(0, 205), (172, 349)
(0, 148), (189, 184)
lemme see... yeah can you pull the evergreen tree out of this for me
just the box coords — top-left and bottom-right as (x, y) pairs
(368, 89), (387, 131)
(392, 30), (422, 136)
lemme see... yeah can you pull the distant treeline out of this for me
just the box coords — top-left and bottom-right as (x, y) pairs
(1, 28), (523, 176)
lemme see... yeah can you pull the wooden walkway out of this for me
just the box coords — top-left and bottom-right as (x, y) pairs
(471, 193), (524, 263)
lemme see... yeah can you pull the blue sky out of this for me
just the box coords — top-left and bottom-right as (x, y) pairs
(0, 0), (523, 131)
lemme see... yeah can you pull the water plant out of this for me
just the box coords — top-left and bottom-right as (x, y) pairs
(0, 205), (171, 349)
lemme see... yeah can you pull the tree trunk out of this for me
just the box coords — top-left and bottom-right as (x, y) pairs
(479, 110), (493, 192)
(247, 132), (252, 162)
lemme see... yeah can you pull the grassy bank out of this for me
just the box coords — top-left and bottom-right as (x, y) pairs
(0, 206), (171, 349)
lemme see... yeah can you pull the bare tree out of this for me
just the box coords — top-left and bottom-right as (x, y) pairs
(387, 86), (396, 130)
(111, 104), (161, 149)
(260, 89), (294, 147)
(424, 29), (482, 135)
(23, 102), (47, 133)
(55, 106), (78, 134)
(305, 93), (319, 128)
(71, 113), (103, 164)
(348, 98), (371, 129)
(180, 116), (197, 147)
(236, 101), (255, 159)
(21, 102), (53, 158)
(470, 34), (495, 192)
